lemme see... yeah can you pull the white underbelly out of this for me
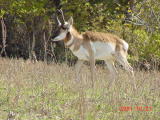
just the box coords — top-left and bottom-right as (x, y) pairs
(91, 41), (115, 60)
(71, 46), (89, 60)
(70, 41), (115, 60)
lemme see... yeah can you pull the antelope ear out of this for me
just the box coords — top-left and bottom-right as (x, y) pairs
(68, 17), (73, 25)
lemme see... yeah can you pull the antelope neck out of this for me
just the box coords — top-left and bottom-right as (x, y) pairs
(65, 27), (83, 51)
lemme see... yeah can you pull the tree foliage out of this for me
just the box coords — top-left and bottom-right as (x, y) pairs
(0, 0), (160, 69)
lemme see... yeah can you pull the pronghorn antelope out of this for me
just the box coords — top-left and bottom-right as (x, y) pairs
(52, 10), (134, 85)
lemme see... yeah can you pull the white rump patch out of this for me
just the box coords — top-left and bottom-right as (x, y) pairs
(121, 39), (129, 51)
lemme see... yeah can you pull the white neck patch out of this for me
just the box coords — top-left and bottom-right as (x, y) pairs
(66, 35), (73, 46)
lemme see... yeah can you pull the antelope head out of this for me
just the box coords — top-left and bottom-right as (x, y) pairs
(52, 9), (73, 42)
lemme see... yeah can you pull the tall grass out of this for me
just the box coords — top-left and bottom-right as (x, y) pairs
(0, 58), (159, 120)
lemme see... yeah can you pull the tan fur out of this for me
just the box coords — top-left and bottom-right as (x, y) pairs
(53, 17), (135, 89)
(83, 31), (124, 52)
(64, 32), (71, 43)
(83, 31), (119, 42)
(62, 27), (129, 70)
(64, 27), (83, 51)
(64, 27), (124, 53)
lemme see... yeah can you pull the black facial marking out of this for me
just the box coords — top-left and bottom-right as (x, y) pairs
(66, 32), (71, 39)
(61, 23), (70, 30)
(61, 25), (67, 30)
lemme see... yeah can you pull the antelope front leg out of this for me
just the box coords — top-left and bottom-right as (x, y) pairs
(105, 60), (117, 88)
(75, 60), (84, 82)
(89, 54), (95, 88)
(83, 41), (96, 87)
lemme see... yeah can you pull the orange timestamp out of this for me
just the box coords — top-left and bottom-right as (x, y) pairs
(119, 106), (152, 111)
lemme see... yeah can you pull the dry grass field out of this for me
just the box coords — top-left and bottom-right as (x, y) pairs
(0, 58), (160, 120)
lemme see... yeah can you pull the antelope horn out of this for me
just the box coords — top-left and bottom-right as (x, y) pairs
(56, 16), (61, 26)
(58, 9), (65, 23)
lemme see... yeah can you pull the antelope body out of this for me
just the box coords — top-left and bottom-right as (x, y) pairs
(52, 14), (133, 84)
